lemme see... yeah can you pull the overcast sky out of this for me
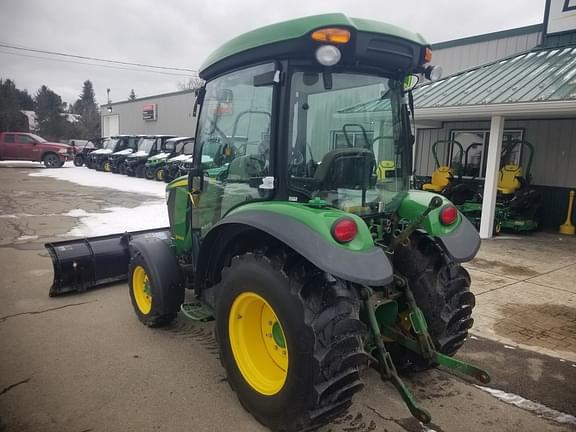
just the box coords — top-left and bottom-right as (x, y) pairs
(0, 0), (546, 106)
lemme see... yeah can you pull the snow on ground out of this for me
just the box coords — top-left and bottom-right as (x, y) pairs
(64, 202), (168, 237)
(24, 164), (170, 237)
(30, 163), (166, 198)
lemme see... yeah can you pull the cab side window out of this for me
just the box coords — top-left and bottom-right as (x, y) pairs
(16, 135), (35, 144)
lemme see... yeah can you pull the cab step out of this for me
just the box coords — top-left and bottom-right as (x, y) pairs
(180, 302), (214, 322)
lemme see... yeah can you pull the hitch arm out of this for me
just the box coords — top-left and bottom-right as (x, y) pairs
(389, 196), (443, 252)
(362, 288), (432, 424)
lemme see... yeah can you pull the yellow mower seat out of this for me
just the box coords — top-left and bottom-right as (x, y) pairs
(377, 160), (395, 179)
(498, 165), (522, 195)
(423, 166), (452, 192)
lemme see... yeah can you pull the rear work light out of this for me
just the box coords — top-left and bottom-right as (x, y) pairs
(439, 205), (458, 225)
(311, 28), (351, 44)
(331, 217), (358, 243)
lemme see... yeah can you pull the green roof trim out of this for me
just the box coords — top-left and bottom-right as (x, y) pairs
(413, 45), (576, 108)
(200, 13), (428, 73)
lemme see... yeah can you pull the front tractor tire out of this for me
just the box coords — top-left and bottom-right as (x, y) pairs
(216, 252), (369, 432)
(128, 239), (184, 327)
(392, 232), (475, 371)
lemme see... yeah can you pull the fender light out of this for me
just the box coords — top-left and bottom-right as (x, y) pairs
(311, 28), (351, 44)
(331, 217), (358, 243)
(439, 205), (458, 225)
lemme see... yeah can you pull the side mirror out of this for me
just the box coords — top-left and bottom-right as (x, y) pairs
(187, 167), (204, 192)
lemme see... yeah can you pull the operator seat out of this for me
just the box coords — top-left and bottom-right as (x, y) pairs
(497, 165), (523, 195)
(422, 166), (453, 192)
(314, 148), (375, 190)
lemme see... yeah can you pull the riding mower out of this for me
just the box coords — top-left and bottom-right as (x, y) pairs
(458, 139), (541, 233)
(144, 137), (195, 181)
(124, 135), (176, 177)
(45, 15), (488, 431)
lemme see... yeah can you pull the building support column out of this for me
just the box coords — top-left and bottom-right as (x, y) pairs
(479, 115), (505, 239)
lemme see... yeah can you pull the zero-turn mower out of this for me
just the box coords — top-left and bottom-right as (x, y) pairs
(46, 14), (489, 431)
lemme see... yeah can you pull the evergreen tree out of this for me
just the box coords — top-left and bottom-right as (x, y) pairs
(0, 79), (28, 132)
(128, 89), (136, 100)
(34, 85), (74, 141)
(72, 80), (100, 139)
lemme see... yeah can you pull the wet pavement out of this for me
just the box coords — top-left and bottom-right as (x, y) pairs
(0, 165), (575, 432)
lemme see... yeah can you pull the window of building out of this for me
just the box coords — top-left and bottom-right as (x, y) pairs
(448, 129), (524, 178)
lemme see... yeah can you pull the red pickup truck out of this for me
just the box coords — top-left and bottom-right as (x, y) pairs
(0, 132), (74, 168)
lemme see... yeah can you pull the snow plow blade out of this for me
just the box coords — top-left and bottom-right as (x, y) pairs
(45, 228), (171, 297)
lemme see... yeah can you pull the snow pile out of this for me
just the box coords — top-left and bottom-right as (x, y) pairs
(30, 165), (166, 198)
(65, 202), (168, 237)
(476, 385), (576, 426)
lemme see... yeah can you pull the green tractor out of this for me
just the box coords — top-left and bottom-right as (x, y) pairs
(46, 14), (488, 431)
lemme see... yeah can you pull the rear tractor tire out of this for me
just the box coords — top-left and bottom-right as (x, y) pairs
(391, 232), (475, 372)
(128, 239), (184, 327)
(216, 252), (369, 432)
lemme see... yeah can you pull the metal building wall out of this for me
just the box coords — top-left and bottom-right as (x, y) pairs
(432, 26), (542, 76)
(101, 90), (197, 137)
(414, 118), (576, 188)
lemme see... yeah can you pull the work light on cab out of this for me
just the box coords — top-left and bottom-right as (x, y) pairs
(316, 45), (342, 66)
(331, 218), (358, 243)
(311, 28), (351, 44)
(439, 205), (458, 225)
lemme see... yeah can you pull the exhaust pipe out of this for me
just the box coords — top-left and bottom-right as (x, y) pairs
(45, 227), (171, 297)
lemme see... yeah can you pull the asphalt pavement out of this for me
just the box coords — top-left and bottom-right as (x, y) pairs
(0, 164), (574, 432)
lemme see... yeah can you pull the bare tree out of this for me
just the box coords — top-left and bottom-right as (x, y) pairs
(177, 75), (204, 91)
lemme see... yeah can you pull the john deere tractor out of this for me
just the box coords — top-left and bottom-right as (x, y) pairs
(46, 14), (488, 431)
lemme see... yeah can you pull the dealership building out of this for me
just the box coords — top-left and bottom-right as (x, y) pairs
(101, 0), (575, 237)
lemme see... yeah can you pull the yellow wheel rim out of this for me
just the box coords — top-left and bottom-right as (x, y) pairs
(104, 161), (111, 172)
(156, 169), (164, 181)
(132, 265), (152, 314)
(229, 292), (288, 395)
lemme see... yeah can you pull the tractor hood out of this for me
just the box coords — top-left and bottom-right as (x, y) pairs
(148, 152), (170, 161)
(131, 150), (149, 157)
(168, 154), (192, 163)
(91, 148), (113, 155)
(112, 148), (134, 156)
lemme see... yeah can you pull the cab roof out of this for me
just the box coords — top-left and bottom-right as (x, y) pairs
(200, 13), (428, 78)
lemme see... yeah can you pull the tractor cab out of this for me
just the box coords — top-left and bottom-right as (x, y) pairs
(181, 15), (443, 234)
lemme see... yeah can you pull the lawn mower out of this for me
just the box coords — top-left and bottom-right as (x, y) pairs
(458, 139), (540, 232)
(46, 14), (488, 431)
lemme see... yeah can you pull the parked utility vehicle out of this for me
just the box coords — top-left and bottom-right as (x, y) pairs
(144, 137), (194, 181)
(46, 15), (488, 431)
(124, 135), (176, 177)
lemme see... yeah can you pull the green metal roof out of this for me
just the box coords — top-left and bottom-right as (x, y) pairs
(200, 13), (428, 74)
(414, 46), (576, 108)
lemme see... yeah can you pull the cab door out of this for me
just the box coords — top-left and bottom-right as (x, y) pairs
(0, 134), (19, 159)
(190, 62), (277, 234)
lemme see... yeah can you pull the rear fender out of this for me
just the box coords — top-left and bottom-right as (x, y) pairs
(399, 190), (480, 262)
(196, 204), (394, 295)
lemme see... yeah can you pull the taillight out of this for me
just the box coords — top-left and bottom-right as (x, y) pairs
(331, 218), (358, 243)
(439, 205), (458, 225)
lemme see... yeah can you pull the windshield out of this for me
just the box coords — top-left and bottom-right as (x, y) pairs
(288, 71), (408, 214)
(103, 138), (119, 150)
(176, 140), (195, 155)
(137, 138), (156, 154)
